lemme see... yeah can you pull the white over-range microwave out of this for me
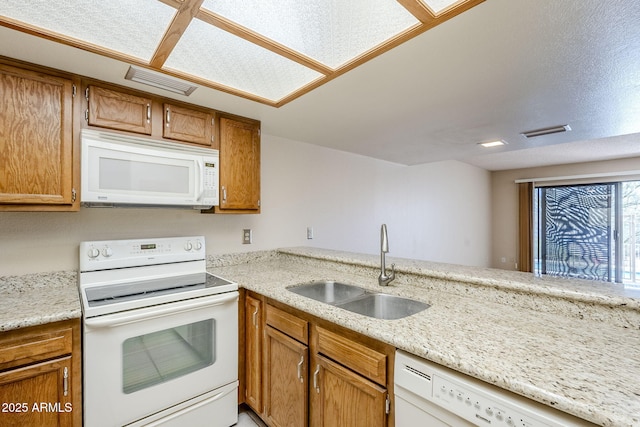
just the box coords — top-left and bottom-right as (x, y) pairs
(81, 129), (219, 208)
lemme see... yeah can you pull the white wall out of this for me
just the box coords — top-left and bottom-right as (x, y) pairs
(0, 134), (491, 276)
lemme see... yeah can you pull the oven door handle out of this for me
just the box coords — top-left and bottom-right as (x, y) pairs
(84, 292), (238, 328)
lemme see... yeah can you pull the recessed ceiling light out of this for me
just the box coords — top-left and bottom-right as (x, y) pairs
(124, 66), (198, 96)
(479, 140), (507, 148)
(521, 125), (571, 138)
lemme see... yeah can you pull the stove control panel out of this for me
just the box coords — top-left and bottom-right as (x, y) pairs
(79, 236), (205, 272)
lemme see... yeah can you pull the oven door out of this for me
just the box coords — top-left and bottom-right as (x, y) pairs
(82, 292), (238, 427)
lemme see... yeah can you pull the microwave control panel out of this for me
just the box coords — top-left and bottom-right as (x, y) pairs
(202, 158), (219, 205)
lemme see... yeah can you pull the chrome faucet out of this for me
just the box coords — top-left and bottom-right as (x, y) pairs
(378, 224), (396, 286)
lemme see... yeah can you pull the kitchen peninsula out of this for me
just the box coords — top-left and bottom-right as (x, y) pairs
(210, 247), (640, 427)
(1, 247), (638, 426)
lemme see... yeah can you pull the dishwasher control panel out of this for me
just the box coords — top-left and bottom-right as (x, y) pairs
(395, 350), (595, 427)
(431, 374), (554, 426)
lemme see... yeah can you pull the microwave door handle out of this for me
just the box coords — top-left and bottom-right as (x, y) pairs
(195, 159), (204, 202)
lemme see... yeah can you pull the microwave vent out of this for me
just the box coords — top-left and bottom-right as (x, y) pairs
(124, 66), (198, 96)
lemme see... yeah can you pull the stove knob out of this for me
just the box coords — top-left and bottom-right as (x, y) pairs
(101, 246), (113, 258)
(87, 247), (99, 258)
(184, 241), (193, 251)
(194, 240), (203, 251)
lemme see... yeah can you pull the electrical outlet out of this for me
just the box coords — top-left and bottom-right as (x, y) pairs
(243, 229), (252, 244)
(307, 227), (314, 239)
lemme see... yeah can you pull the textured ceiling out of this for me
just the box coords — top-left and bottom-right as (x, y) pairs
(0, 0), (482, 105)
(0, 0), (639, 170)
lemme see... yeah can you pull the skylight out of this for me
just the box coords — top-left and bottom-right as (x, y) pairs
(202, 0), (420, 69)
(0, 0), (485, 106)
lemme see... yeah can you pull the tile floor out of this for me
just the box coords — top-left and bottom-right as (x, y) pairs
(236, 405), (266, 427)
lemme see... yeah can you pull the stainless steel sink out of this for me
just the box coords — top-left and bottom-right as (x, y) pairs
(288, 281), (429, 319)
(336, 293), (430, 320)
(288, 280), (367, 304)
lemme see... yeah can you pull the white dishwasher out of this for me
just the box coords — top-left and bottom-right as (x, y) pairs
(394, 350), (595, 427)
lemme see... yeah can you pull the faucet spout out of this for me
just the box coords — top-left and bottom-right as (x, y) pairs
(378, 224), (396, 286)
(381, 224), (389, 253)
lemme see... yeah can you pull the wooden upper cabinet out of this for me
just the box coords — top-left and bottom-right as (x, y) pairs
(0, 62), (78, 211)
(216, 116), (261, 213)
(87, 85), (152, 135)
(163, 103), (213, 147)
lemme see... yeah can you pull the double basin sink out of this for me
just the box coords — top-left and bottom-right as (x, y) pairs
(288, 280), (429, 320)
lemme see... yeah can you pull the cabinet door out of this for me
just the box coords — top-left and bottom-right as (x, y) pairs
(244, 294), (263, 414)
(0, 64), (76, 208)
(264, 326), (308, 427)
(87, 85), (152, 134)
(310, 354), (387, 427)
(218, 117), (260, 211)
(163, 103), (213, 146)
(0, 356), (73, 427)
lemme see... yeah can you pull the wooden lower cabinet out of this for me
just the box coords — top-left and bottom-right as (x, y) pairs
(244, 293), (263, 413)
(0, 357), (73, 427)
(242, 296), (393, 427)
(0, 319), (81, 427)
(310, 353), (387, 427)
(263, 326), (308, 427)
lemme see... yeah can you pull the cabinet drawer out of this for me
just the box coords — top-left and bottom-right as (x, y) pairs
(266, 305), (308, 344)
(316, 326), (386, 386)
(0, 327), (73, 371)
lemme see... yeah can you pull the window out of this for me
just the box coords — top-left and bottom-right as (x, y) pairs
(533, 180), (640, 286)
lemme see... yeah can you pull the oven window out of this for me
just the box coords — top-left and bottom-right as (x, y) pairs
(122, 319), (215, 394)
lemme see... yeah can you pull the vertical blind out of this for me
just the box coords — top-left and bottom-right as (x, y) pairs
(537, 184), (613, 281)
(518, 182), (533, 272)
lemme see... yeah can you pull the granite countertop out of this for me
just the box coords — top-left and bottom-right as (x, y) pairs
(209, 247), (640, 427)
(1, 247), (638, 426)
(0, 271), (81, 331)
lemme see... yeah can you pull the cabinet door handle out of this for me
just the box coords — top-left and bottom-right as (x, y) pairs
(297, 355), (304, 383)
(165, 107), (170, 126)
(63, 367), (69, 397)
(146, 104), (151, 123)
(222, 186), (227, 202)
(313, 365), (320, 393)
(252, 307), (259, 328)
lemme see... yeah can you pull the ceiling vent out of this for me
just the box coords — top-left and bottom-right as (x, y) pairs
(124, 66), (198, 96)
(521, 125), (571, 138)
